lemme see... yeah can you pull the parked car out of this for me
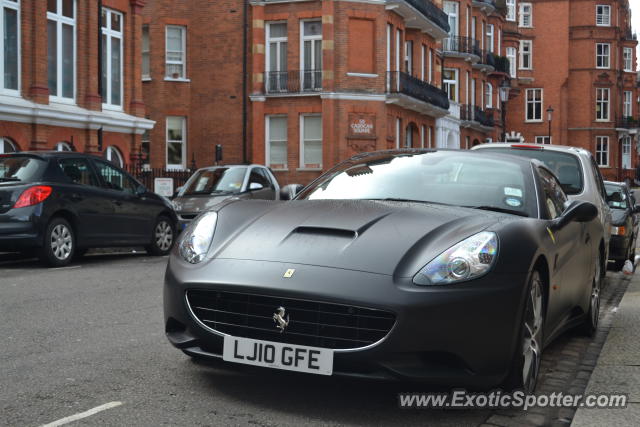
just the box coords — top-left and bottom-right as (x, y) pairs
(472, 143), (612, 277)
(0, 152), (177, 267)
(171, 164), (280, 231)
(165, 149), (602, 392)
(604, 181), (639, 270)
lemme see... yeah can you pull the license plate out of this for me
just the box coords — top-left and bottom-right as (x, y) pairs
(222, 335), (333, 375)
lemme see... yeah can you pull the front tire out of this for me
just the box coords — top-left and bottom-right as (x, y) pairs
(145, 216), (175, 256)
(38, 217), (75, 267)
(503, 270), (545, 392)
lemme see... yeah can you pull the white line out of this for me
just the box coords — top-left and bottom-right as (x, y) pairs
(40, 401), (123, 427)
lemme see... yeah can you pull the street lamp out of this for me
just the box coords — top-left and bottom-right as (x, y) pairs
(547, 105), (554, 144)
(499, 79), (511, 142)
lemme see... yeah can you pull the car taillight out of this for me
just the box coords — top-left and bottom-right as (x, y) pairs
(612, 226), (626, 236)
(13, 185), (53, 209)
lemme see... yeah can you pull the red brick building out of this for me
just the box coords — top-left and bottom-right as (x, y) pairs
(503, 0), (639, 181)
(0, 0), (153, 164)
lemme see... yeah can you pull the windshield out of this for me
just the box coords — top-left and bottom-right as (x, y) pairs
(0, 156), (47, 182)
(479, 148), (583, 195)
(181, 167), (247, 195)
(605, 184), (629, 210)
(297, 151), (536, 217)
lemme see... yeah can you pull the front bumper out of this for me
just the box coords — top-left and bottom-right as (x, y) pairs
(609, 234), (630, 261)
(164, 257), (528, 388)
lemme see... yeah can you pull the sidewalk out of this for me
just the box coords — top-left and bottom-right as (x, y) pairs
(571, 271), (640, 426)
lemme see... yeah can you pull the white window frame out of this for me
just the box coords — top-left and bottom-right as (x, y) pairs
(420, 44), (425, 80)
(624, 91), (633, 118)
(519, 40), (532, 70)
(596, 5), (611, 26)
(525, 88), (543, 122)
(0, 137), (17, 153)
(56, 141), (72, 151)
(444, 1), (459, 37)
(623, 47), (633, 72)
(265, 21), (288, 92)
(166, 116), (186, 170)
(486, 24), (494, 53)
(142, 24), (150, 80)
(101, 8), (123, 110)
(485, 82), (493, 109)
(622, 136), (632, 169)
(506, 46), (517, 77)
(506, 0), (517, 22)
(535, 136), (552, 144)
(519, 3), (532, 28)
(395, 117), (401, 149)
(47, 0), (76, 103)
(428, 49), (433, 83)
(299, 114), (322, 169)
(105, 145), (124, 167)
(404, 40), (413, 74)
(596, 136), (609, 167)
(596, 43), (610, 69)
(265, 115), (288, 170)
(300, 19), (322, 90)
(0, 0), (20, 95)
(596, 87), (610, 122)
(165, 25), (186, 80)
(420, 125), (425, 148)
(443, 68), (458, 102)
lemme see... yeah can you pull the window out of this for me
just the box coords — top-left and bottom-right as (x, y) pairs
(443, 68), (458, 102)
(0, 137), (17, 153)
(624, 91), (633, 118)
(56, 141), (72, 151)
(165, 25), (186, 79)
(300, 115), (322, 169)
(101, 8), (123, 108)
(141, 127), (150, 167)
(596, 87), (609, 121)
(94, 160), (137, 194)
(519, 3), (532, 27)
(395, 117), (401, 149)
(420, 125), (425, 148)
(444, 1), (458, 36)
(104, 145), (124, 167)
(166, 116), (186, 169)
(622, 136), (632, 170)
(301, 20), (322, 91)
(596, 43), (610, 69)
(539, 168), (568, 219)
(47, 0), (76, 101)
(428, 49), (433, 83)
(266, 116), (287, 170)
(142, 25), (150, 79)
(486, 24), (494, 53)
(535, 136), (551, 144)
(595, 136), (609, 167)
(404, 40), (412, 74)
(519, 40), (532, 70)
(266, 22), (287, 92)
(0, 0), (19, 93)
(420, 44), (425, 80)
(249, 168), (273, 190)
(484, 83), (493, 109)
(525, 88), (543, 121)
(596, 5), (611, 26)
(506, 47), (517, 77)
(58, 158), (98, 186)
(623, 47), (633, 72)
(506, 0), (516, 22)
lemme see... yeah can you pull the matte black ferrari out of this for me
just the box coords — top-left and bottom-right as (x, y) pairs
(164, 149), (603, 391)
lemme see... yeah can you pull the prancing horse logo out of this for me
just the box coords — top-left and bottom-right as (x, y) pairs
(273, 306), (289, 333)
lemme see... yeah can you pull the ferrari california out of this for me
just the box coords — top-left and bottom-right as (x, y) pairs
(164, 149), (602, 392)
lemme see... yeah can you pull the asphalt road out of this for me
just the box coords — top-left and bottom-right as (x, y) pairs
(0, 253), (631, 427)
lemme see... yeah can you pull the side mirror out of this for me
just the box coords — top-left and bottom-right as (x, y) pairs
(280, 184), (304, 201)
(249, 182), (264, 191)
(552, 201), (598, 229)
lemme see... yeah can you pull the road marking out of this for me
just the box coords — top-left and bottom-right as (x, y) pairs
(50, 265), (82, 271)
(40, 401), (122, 427)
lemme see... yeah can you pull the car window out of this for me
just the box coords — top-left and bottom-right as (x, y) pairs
(0, 156), (46, 182)
(250, 168), (272, 189)
(604, 184), (630, 210)
(93, 160), (137, 194)
(182, 167), (247, 195)
(538, 168), (568, 219)
(58, 158), (99, 187)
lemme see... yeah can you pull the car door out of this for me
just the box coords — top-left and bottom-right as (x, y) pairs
(247, 167), (277, 200)
(56, 157), (115, 245)
(92, 160), (152, 243)
(538, 168), (590, 329)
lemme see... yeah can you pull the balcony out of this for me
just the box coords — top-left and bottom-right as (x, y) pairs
(617, 116), (640, 129)
(386, 71), (450, 117)
(473, 50), (496, 72)
(442, 37), (481, 62)
(264, 70), (322, 95)
(472, 0), (496, 14)
(460, 104), (495, 130)
(492, 55), (511, 75)
(385, 0), (450, 39)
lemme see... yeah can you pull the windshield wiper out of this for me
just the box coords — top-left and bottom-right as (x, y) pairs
(464, 205), (529, 217)
(0, 177), (21, 182)
(365, 198), (453, 206)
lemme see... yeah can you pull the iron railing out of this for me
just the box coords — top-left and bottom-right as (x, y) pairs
(264, 70), (322, 94)
(617, 116), (640, 129)
(402, 0), (450, 33)
(124, 165), (194, 192)
(493, 55), (510, 74)
(461, 104), (495, 127)
(387, 71), (450, 110)
(477, 50), (496, 67)
(442, 36), (482, 57)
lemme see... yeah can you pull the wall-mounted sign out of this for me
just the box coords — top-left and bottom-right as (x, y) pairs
(348, 114), (376, 139)
(154, 177), (174, 197)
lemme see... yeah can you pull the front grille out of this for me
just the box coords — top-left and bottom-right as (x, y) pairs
(186, 290), (396, 350)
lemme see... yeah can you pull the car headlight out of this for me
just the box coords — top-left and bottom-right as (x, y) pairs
(178, 211), (218, 264)
(413, 231), (498, 286)
(612, 226), (626, 236)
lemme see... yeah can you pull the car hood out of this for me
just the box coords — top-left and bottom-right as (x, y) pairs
(611, 208), (629, 226)
(210, 200), (506, 277)
(174, 194), (240, 214)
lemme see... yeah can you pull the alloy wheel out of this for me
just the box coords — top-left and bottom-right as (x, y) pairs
(590, 256), (601, 329)
(50, 224), (73, 261)
(522, 274), (544, 393)
(155, 221), (174, 251)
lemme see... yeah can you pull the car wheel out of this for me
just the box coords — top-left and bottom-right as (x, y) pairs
(580, 254), (601, 336)
(628, 237), (635, 263)
(146, 216), (175, 256)
(38, 217), (75, 267)
(504, 270), (545, 393)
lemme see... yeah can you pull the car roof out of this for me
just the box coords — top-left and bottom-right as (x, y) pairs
(195, 164), (266, 171)
(2, 151), (106, 160)
(472, 142), (590, 157)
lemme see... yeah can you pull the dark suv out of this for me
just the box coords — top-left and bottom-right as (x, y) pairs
(0, 152), (177, 266)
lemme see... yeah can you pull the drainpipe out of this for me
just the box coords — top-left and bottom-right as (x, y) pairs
(97, 0), (102, 101)
(242, 0), (248, 164)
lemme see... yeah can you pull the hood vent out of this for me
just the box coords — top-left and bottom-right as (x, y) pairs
(293, 226), (357, 239)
